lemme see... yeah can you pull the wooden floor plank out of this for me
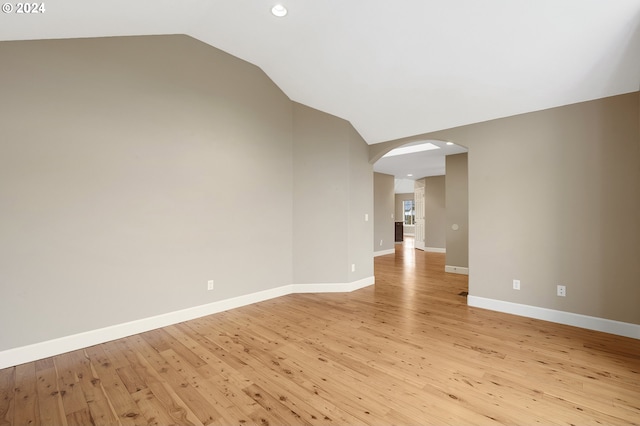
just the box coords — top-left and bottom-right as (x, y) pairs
(83, 345), (143, 426)
(241, 383), (314, 426)
(13, 363), (39, 426)
(0, 367), (15, 426)
(159, 348), (229, 425)
(53, 350), (91, 417)
(130, 388), (188, 426)
(2, 239), (640, 425)
(236, 360), (361, 425)
(35, 363), (66, 426)
(65, 408), (93, 426)
(133, 348), (205, 426)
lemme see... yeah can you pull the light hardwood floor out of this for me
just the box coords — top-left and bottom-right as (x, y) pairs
(1, 239), (639, 425)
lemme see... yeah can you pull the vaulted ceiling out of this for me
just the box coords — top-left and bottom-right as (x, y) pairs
(2, 0), (639, 146)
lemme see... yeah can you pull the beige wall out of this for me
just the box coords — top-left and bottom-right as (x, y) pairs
(292, 103), (348, 283)
(372, 93), (640, 325)
(0, 35), (373, 352)
(373, 173), (395, 253)
(292, 102), (373, 284)
(348, 128), (375, 278)
(424, 176), (446, 250)
(445, 154), (469, 267)
(0, 35), (294, 350)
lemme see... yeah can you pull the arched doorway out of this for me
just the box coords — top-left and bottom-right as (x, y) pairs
(371, 139), (469, 280)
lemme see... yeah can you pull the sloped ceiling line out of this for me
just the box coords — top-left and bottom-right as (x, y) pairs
(1, 0), (639, 145)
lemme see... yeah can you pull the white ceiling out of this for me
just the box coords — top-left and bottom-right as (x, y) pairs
(374, 140), (467, 181)
(2, 1), (639, 147)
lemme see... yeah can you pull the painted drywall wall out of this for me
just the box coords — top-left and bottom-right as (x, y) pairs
(292, 103), (350, 284)
(348, 128), (375, 279)
(0, 35), (374, 353)
(372, 93), (640, 325)
(445, 154), (469, 267)
(424, 176), (446, 250)
(373, 173), (395, 253)
(0, 35), (294, 350)
(292, 103), (373, 284)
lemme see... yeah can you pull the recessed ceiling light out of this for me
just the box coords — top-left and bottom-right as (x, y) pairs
(271, 4), (287, 17)
(407, 174), (413, 177)
(446, 142), (454, 145)
(382, 142), (440, 158)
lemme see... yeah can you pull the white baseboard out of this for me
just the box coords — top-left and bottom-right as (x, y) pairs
(292, 276), (374, 293)
(374, 249), (396, 257)
(468, 296), (640, 340)
(425, 247), (446, 253)
(445, 265), (469, 275)
(0, 277), (375, 369)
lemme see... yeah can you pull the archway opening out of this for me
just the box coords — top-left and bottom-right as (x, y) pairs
(371, 139), (470, 292)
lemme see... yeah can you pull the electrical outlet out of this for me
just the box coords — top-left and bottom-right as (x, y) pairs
(207, 280), (214, 291)
(380, 239), (383, 246)
(513, 279), (520, 290)
(351, 264), (356, 272)
(557, 285), (566, 297)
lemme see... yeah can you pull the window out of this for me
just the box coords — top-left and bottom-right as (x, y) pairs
(403, 200), (415, 225)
